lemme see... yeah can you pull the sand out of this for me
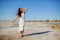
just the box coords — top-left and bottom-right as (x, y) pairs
(0, 26), (60, 40)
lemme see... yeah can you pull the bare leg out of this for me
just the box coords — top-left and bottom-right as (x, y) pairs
(20, 30), (24, 37)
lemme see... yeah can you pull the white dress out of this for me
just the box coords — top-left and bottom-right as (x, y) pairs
(18, 12), (25, 32)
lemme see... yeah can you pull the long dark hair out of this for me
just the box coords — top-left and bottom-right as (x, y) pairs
(17, 8), (22, 17)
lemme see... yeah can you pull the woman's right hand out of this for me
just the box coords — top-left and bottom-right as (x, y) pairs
(12, 20), (16, 23)
(12, 16), (18, 23)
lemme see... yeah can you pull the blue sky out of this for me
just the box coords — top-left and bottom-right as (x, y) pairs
(0, 0), (60, 20)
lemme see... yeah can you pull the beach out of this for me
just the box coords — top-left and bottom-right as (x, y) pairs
(0, 22), (60, 40)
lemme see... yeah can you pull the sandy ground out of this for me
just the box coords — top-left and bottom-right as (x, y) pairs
(0, 26), (60, 40)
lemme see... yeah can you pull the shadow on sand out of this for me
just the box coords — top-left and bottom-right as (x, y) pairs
(24, 31), (51, 37)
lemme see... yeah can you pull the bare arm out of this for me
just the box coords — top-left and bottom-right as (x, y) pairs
(12, 16), (19, 23)
(22, 8), (28, 13)
(23, 8), (28, 10)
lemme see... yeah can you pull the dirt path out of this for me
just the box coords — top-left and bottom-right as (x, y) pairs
(0, 26), (60, 40)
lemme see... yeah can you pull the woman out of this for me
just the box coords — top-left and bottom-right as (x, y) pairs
(13, 8), (27, 37)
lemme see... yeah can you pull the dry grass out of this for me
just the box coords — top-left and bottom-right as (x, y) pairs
(0, 35), (14, 40)
(50, 24), (60, 30)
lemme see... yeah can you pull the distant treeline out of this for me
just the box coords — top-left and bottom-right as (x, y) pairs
(0, 19), (60, 22)
(26, 19), (60, 22)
